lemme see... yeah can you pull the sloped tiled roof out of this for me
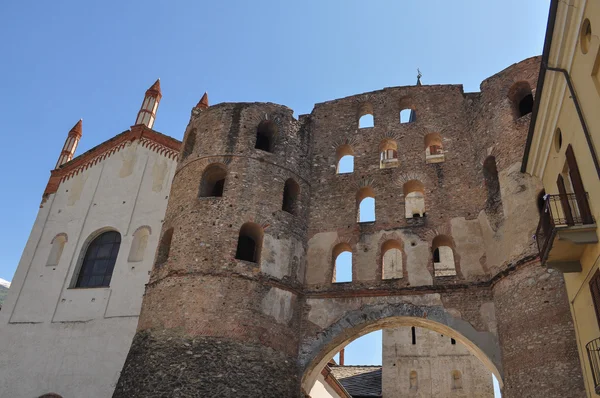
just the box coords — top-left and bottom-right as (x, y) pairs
(330, 366), (382, 397)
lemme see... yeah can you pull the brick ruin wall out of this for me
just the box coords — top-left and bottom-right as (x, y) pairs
(113, 56), (585, 398)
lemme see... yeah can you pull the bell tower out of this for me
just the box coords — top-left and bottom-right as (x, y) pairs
(134, 79), (161, 129)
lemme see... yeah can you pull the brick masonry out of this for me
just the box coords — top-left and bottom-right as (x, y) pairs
(113, 56), (585, 398)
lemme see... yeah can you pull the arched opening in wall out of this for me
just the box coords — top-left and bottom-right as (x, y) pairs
(358, 102), (374, 128)
(155, 228), (173, 267)
(255, 120), (278, 152)
(128, 226), (151, 262)
(74, 230), (121, 288)
(381, 240), (403, 279)
(452, 370), (463, 389)
(235, 222), (263, 264)
(336, 144), (354, 174)
(403, 180), (425, 218)
(400, 108), (414, 124)
(46, 233), (67, 267)
(303, 316), (502, 398)
(508, 81), (533, 118)
(282, 178), (300, 215)
(182, 128), (196, 160)
(199, 163), (227, 198)
(432, 235), (456, 277)
(379, 139), (398, 169)
(356, 186), (376, 223)
(424, 132), (444, 164)
(581, 18), (592, 54)
(483, 156), (502, 215)
(332, 243), (352, 283)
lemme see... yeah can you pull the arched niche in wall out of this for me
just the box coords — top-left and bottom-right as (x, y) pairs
(128, 226), (151, 262)
(432, 234), (456, 277)
(255, 120), (278, 152)
(155, 228), (174, 267)
(199, 163), (227, 198)
(332, 242), (352, 283)
(336, 144), (354, 174)
(381, 239), (403, 279)
(379, 138), (399, 169)
(46, 233), (68, 267)
(403, 180), (425, 218)
(282, 178), (300, 215)
(424, 132), (444, 164)
(182, 128), (196, 160)
(235, 222), (263, 264)
(482, 156), (502, 215)
(508, 81), (533, 118)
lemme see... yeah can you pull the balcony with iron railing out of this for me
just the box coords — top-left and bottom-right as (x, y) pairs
(535, 193), (597, 272)
(587, 337), (600, 395)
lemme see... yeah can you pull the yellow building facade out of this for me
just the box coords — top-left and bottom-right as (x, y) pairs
(523, 0), (600, 396)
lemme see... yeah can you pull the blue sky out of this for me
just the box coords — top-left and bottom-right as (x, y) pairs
(0, 1), (549, 394)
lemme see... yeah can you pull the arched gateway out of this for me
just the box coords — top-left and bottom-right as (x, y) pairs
(300, 301), (502, 393)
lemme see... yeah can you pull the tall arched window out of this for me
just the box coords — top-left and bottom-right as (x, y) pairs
(182, 128), (196, 160)
(332, 243), (352, 283)
(403, 180), (425, 218)
(336, 144), (354, 174)
(432, 235), (456, 277)
(235, 223), (263, 263)
(509, 81), (533, 118)
(483, 156), (502, 214)
(357, 186), (375, 222)
(382, 240), (403, 279)
(282, 178), (300, 215)
(155, 228), (173, 267)
(409, 370), (418, 390)
(199, 163), (227, 198)
(255, 120), (277, 152)
(128, 226), (151, 262)
(46, 233), (67, 267)
(452, 370), (463, 389)
(424, 132), (444, 163)
(358, 103), (374, 128)
(379, 139), (398, 169)
(75, 231), (121, 288)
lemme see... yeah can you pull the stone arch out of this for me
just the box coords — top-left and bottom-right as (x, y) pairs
(235, 222), (264, 264)
(199, 163), (227, 198)
(331, 242), (353, 283)
(432, 234), (457, 277)
(356, 186), (376, 222)
(255, 120), (278, 152)
(181, 128), (196, 160)
(155, 227), (173, 267)
(335, 144), (354, 174)
(299, 303), (502, 393)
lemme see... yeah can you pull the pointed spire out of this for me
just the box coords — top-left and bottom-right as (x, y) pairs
(135, 78), (162, 129)
(147, 78), (161, 95)
(196, 92), (209, 109)
(56, 119), (83, 168)
(70, 119), (83, 137)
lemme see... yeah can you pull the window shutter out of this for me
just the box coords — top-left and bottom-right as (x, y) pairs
(557, 174), (574, 225)
(566, 145), (593, 224)
(589, 270), (600, 328)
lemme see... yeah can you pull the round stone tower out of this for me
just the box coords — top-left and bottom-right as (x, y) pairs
(113, 101), (310, 397)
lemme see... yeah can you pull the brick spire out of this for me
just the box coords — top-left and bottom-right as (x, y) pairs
(196, 92), (209, 109)
(55, 119), (82, 169)
(135, 79), (162, 129)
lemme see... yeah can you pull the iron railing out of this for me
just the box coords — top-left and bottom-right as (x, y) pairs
(587, 337), (600, 395)
(535, 193), (594, 264)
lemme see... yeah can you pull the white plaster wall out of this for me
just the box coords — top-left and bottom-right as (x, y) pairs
(308, 373), (345, 398)
(0, 140), (177, 398)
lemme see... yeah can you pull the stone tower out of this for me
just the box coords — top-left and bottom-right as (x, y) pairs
(114, 101), (310, 396)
